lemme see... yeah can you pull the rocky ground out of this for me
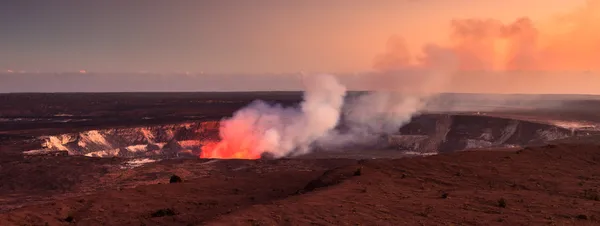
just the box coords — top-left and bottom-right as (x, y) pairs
(1, 93), (600, 225)
(0, 143), (599, 225)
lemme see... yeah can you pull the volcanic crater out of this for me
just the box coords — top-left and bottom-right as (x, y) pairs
(1, 93), (600, 225)
(18, 113), (595, 160)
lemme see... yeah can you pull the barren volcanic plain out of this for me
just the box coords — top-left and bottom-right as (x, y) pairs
(1, 92), (600, 225)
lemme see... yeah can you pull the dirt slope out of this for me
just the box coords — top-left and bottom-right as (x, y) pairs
(1, 144), (599, 225)
(212, 144), (600, 226)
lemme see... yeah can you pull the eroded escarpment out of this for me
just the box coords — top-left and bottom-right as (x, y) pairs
(25, 121), (220, 158)
(390, 114), (590, 154)
(22, 114), (598, 158)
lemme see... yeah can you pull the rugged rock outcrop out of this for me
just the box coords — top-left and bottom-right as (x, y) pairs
(389, 114), (582, 153)
(25, 121), (220, 158)
(24, 114), (595, 158)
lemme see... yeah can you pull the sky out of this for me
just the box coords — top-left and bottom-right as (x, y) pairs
(0, 0), (591, 74)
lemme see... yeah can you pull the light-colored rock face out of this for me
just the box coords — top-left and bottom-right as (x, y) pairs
(24, 121), (220, 158)
(21, 114), (594, 159)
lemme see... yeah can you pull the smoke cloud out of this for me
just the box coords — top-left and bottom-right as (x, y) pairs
(316, 0), (600, 149)
(319, 40), (460, 149)
(371, 0), (600, 95)
(374, 0), (600, 72)
(201, 45), (460, 157)
(200, 74), (346, 159)
(201, 1), (600, 158)
(358, 0), (600, 116)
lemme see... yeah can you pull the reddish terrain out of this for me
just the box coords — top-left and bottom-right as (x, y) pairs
(1, 93), (600, 225)
(0, 143), (598, 225)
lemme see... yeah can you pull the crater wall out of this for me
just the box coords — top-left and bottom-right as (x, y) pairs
(24, 114), (593, 158)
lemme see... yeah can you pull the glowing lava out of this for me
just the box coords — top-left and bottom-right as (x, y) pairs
(199, 140), (262, 160)
(199, 74), (347, 159)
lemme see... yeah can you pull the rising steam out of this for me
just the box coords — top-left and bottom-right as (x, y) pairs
(200, 1), (600, 159)
(200, 72), (443, 159)
(315, 92), (428, 150)
(200, 74), (347, 159)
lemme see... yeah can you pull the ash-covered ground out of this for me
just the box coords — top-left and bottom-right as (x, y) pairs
(1, 92), (600, 225)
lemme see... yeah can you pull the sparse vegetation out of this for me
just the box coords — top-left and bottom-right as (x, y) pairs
(247, 219), (261, 226)
(64, 216), (74, 223)
(353, 167), (362, 176)
(301, 167), (353, 193)
(441, 192), (449, 199)
(170, 175), (183, 183)
(498, 198), (507, 208)
(583, 189), (600, 201)
(577, 175), (590, 180)
(151, 208), (176, 217)
(418, 206), (434, 217)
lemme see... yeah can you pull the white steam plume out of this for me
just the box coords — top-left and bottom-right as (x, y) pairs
(315, 45), (457, 149)
(204, 74), (346, 158)
(204, 68), (453, 158)
(316, 92), (428, 149)
(204, 44), (458, 157)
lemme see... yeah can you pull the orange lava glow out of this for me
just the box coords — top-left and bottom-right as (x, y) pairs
(200, 140), (262, 159)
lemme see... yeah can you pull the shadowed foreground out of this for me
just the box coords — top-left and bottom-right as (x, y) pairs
(1, 143), (599, 225)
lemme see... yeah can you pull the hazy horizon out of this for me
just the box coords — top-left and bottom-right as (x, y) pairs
(3, 70), (600, 94)
(2, 1), (600, 94)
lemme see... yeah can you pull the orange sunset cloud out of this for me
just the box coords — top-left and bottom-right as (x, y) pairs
(374, 0), (600, 72)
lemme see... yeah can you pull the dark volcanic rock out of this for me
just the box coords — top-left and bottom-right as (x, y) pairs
(169, 175), (183, 183)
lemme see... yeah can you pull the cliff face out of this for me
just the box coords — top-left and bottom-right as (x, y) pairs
(25, 121), (220, 158)
(390, 114), (580, 153)
(24, 114), (593, 158)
